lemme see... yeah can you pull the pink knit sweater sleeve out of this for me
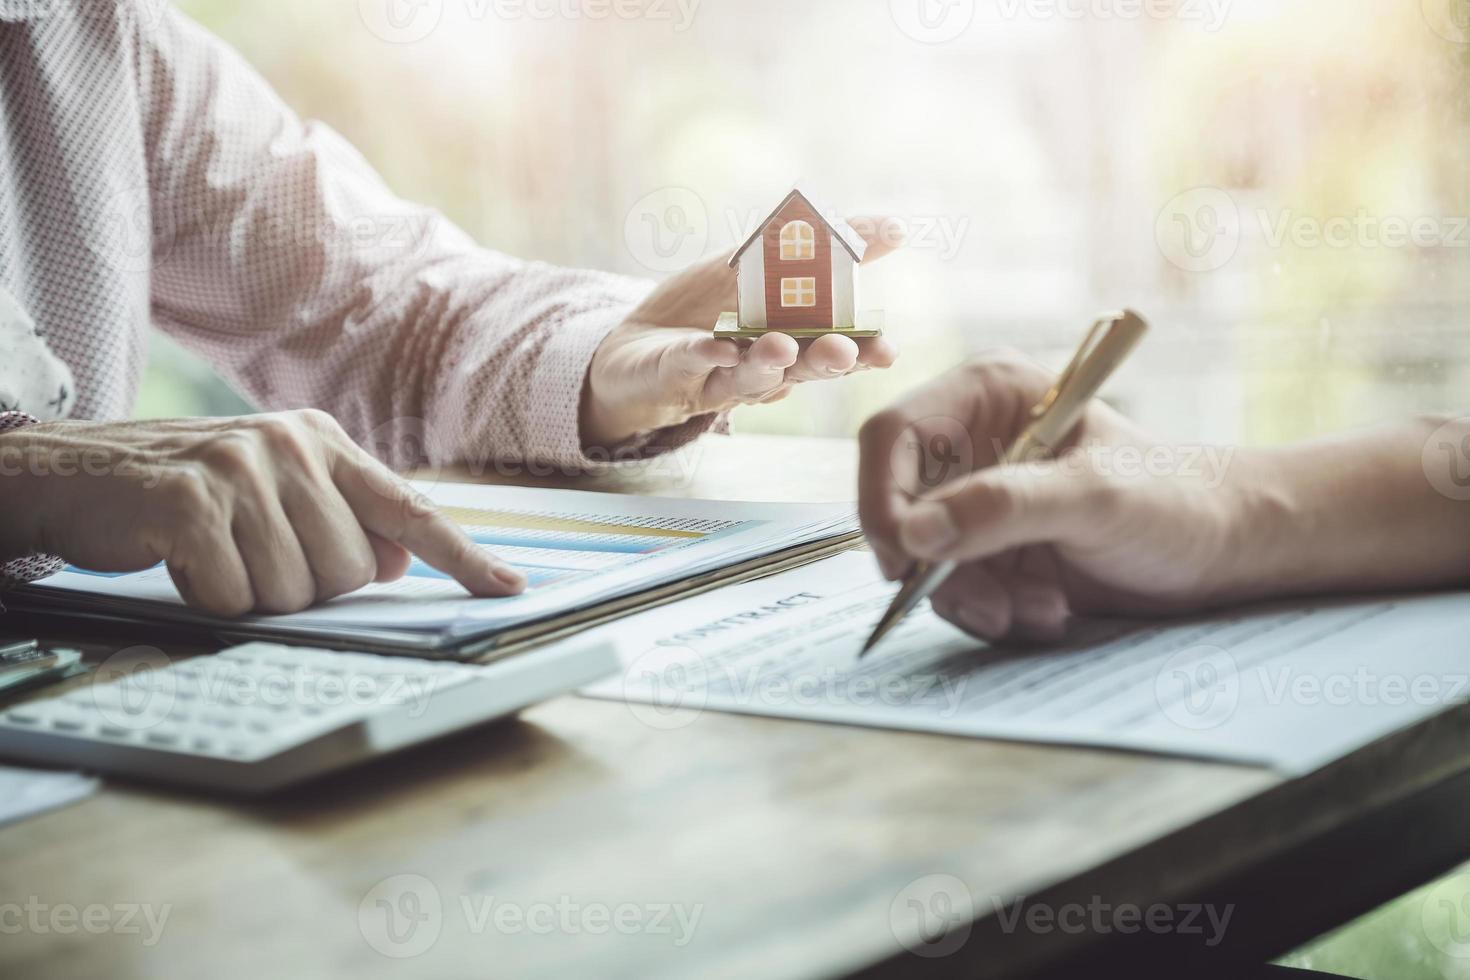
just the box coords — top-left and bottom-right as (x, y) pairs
(135, 7), (718, 472)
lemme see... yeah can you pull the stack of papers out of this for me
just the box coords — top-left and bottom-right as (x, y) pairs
(10, 484), (859, 660)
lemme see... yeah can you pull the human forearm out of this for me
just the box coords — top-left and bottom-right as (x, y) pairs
(136, 6), (675, 471)
(1232, 416), (1470, 601)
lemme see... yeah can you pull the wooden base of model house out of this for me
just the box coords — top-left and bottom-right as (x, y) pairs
(712, 311), (885, 340)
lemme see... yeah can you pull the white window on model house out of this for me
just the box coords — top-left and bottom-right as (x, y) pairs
(781, 277), (817, 307)
(779, 221), (815, 260)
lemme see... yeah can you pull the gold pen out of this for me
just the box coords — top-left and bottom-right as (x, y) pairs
(860, 309), (1150, 657)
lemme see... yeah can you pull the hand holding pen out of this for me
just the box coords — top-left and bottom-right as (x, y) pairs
(855, 311), (1257, 651)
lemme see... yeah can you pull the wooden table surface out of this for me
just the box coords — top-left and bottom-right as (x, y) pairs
(2, 433), (1468, 979)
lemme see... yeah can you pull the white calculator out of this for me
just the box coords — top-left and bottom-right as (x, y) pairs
(0, 641), (616, 795)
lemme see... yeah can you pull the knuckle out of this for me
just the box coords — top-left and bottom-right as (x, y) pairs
(252, 562), (317, 614)
(348, 555), (377, 590)
(444, 530), (483, 571)
(199, 433), (258, 475)
(252, 414), (295, 441)
(976, 346), (1027, 368)
(965, 355), (1018, 388)
(975, 477), (1022, 524)
(294, 408), (341, 434)
(400, 485), (437, 521)
(284, 574), (319, 611)
(450, 533), (478, 567)
(206, 592), (253, 619)
(254, 414), (316, 466)
(164, 468), (214, 515)
(317, 557), (376, 600)
(255, 592), (309, 616)
(361, 465), (427, 522)
(1085, 474), (1128, 520)
(968, 350), (1048, 389)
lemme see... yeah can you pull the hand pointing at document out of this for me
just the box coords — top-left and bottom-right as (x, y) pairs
(0, 411), (525, 617)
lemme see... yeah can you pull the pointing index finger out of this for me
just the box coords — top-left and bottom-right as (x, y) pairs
(334, 452), (526, 597)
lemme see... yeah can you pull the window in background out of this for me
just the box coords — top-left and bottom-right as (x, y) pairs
(147, 0), (1470, 451)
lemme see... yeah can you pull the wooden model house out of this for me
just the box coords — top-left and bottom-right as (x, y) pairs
(714, 188), (880, 339)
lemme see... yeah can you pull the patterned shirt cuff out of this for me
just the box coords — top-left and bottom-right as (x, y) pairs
(0, 412), (64, 588)
(523, 302), (725, 471)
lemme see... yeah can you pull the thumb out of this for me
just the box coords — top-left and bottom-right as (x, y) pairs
(896, 460), (1106, 563)
(665, 333), (741, 381)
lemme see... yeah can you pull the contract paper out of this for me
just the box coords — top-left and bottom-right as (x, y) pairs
(582, 551), (1470, 774)
(15, 485), (857, 655)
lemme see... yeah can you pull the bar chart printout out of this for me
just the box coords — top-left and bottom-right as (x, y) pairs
(19, 483), (860, 651)
(409, 505), (749, 593)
